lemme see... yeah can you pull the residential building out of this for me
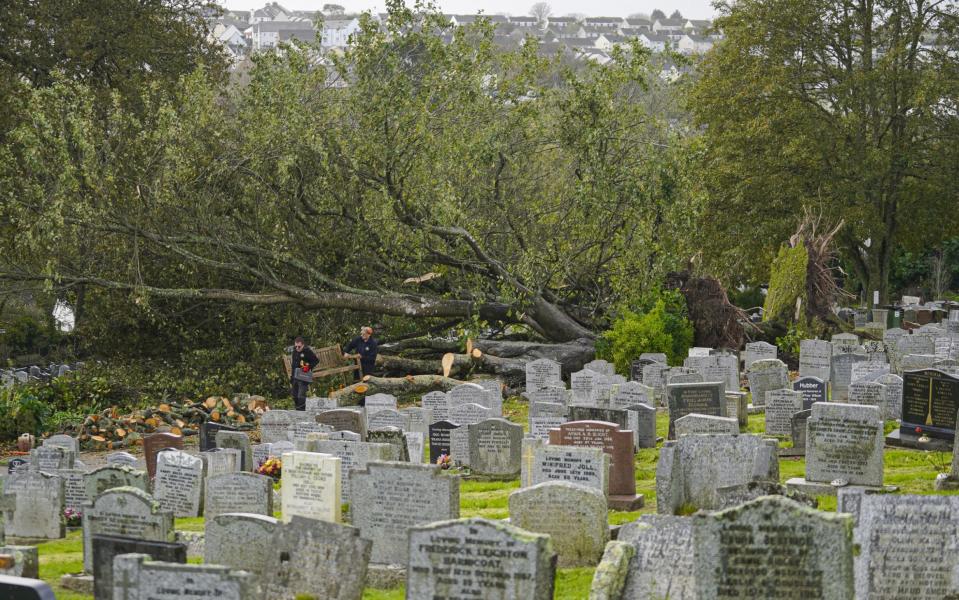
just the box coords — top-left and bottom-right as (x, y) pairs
(249, 20), (317, 50)
(584, 17), (625, 29)
(677, 33), (714, 54)
(321, 17), (361, 48)
(251, 2), (293, 24)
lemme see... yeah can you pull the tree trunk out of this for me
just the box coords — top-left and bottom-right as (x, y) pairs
(329, 374), (466, 404)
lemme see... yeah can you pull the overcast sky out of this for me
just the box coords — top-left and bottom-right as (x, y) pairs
(219, 0), (719, 20)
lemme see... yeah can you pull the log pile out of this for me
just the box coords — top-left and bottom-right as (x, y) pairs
(76, 395), (266, 450)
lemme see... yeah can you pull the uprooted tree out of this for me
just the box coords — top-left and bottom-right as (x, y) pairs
(0, 4), (699, 375)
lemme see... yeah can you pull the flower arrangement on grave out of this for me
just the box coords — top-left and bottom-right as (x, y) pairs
(257, 457), (282, 480)
(64, 507), (82, 527)
(916, 426), (931, 444)
(436, 454), (451, 470)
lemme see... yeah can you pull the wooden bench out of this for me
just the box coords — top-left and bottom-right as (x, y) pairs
(282, 344), (362, 381)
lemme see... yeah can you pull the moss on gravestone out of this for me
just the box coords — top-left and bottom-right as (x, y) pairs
(588, 540), (634, 600)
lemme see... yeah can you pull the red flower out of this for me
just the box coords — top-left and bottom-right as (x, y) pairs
(915, 427), (922, 434)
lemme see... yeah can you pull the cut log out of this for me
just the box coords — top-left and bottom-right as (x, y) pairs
(442, 353), (455, 377)
(329, 375), (467, 404)
(471, 348), (483, 359)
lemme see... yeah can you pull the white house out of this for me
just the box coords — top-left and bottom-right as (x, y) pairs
(321, 17), (361, 48)
(677, 34), (714, 54)
(584, 17), (625, 29)
(210, 24), (248, 60)
(250, 20), (316, 51)
(595, 34), (630, 52)
(638, 32), (670, 52)
(251, 2), (293, 24)
(510, 16), (539, 28)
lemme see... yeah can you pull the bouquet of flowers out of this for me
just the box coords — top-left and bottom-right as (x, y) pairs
(257, 457), (282, 480)
(436, 454), (452, 470)
(64, 507), (82, 527)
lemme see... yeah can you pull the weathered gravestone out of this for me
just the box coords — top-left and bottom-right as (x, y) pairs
(527, 386), (568, 407)
(43, 434), (79, 454)
(450, 425), (470, 467)
(406, 518), (556, 600)
(203, 513), (278, 580)
(584, 359), (616, 375)
(199, 422), (236, 452)
(609, 381), (653, 409)
(81, 487), (174, 573)
(549, 421), (642, 510)
(292, 421), (334, 444)
(746, 359), (788, 407)
(656, 433), (779, 514)
(142, 433), (183, 480)
(428, 420), (457, 463)
(204, 472), (273, 518)
(799, 339), (832, 381)
(674, 414), (739, 437)
(713, 480), (816, 510)
(793, 375), (827, 410)
(899, 368), (959, 441)
(152, 449), (204, 518)
(105, 452), (138, 468)
(529, 402), (567, 440)
(260, 410), (297, 444)
(571, 369), (608, 406)
(317, 409), (367, 439)
(468, 418), (523, 477)
(787, 402), (884, 495)
(421, 391), (449, 422)
(301, 440), (403, 500)
(6, 458), (28, 474)
(692, 496), (854, 600)
(404, 431), (425, 463)
(520, 440), (608, 495)
(568, 406), (638, 448)
(364, 393), (398, 417)
(304, 396), (338, 414)
(366, 428), (409, 462)
(450, 383), (501, 415)
(743, 341), (777, 369)
(855, 495), (959, 599)
(92, 534), (186, 600)
(619, 515), (695, 600)
(764, 388), (803, 436)
(200, 448), (240, 478)
(448, 402), (492, 426)
(850, 360), (890, 385)
(781, 409), (812, 457)
(685, 354), (739, 393)
(112, 553), (259, 599)
(666, 381), (725, 438)
(215, 431), (253, 472)
(509, 482), (607, 568)
(848, 380), (887, 416)
(401, 407), (432, 437)
(367, 408), (409, 432)
(642, 363), (670, 401)
(280, 451), (341, 523)
(526, 358), (563, 392)
(60, 469), (88, 513)
(30, 446), (74, 472)
(2, 471), (64, 540)
(831, 352), (868, 402)
(627, 402), (657, 449)
(350, 461), (459, 565)
(84, 465), (148, 499)
(262, 515), (370, 600)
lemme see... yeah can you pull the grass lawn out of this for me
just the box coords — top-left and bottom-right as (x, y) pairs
(28, 397), (956, 598)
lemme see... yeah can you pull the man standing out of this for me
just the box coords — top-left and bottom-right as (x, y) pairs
(344, 326), (379, 378)
(290, 336), (318, 411)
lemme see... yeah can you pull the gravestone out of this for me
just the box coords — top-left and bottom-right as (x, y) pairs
(215, 431), (253, 472)
(84, 465), (148, 499)
(404, 431), (425, 463)
(270, 440), (294, 457)
(619, 515), (695, 599)
(401, 407), (432, 436)
(43, 434), (79, 454)
(571, 369), (606, 405)
(304, 396), (338, 414)
(450, 425), (470, 467)
(2, 471), (64, 539)
(421, 391), (449, 422)
(764, 388), (803, 436)
(831, 352), (868, 401)
(199, 422), (236, 452)
(112, 553), (258, 600)
(876, 373), (903, 420)
(626, 402), (657, 449)
(899, 369), (959, 441)
(30, 446), (74, 472)
(450, 383), (500, 415)
(296, 440), (400, 502)
(407, 518), (556, 600)
(674, 414), (738, 437)
(850, 361), (889, 384)
(746, 359), (788, 406)
(567, 406), (638, 448)
(292, 421), (333, 444)
(260, 410), (297, 444)
(848, 380), (886, 415)
(317, 409), (367, 439)
(685, 354), (739, 393)
(793, 402), (883, 492)
(350, 461), (459, 564)
(448, 402), (492, 426)
(0, 545), (38, 578)
(793, 376), (827, 410)
(549, 421), (642, 510)
(509, 482), (607, 567)
(204, 472), (274, 518)
(656, 433), (779, 514)
(367, 408), (409, 432)
(609, 381), (652, 409)
(105, 452), (138, 468)
(527, 386), (568, 407)
(142, 433), (183, 479)
(743, 341), (777, 369)
(428, 421), (457, 463)
(201, 448), (240, 478)
(521, 441), (608, 495)
(364, 393), (398, 417)
(642, 363), (670, 400)
(61, 469), (88, 512)
(366, 428), (409, 462)
(468, 418), (523, 477)
(667, 367), (703, 385)
(152, 450), (204, 518)
(280, 451), (341, 523)
(787, 409), (812, 456)
(529, 402), (567, 440)
(584, 359), (615, 375)
(262, 515), (371, 600)
(6, 458), (28, 474)
(81, 487), (174, 573)
(713, 480), (816, 510)
(92, 534), (186, 600)
(203, 513), (278, 579)
(526, 358), (563, 392)
(832, 332), (860, 347)
(799, 339), (832, 381)
(473, 378), (504, 400)
(855, 494), (959, 599)
(666, 381), (725, 438)
(692, 496), (854, 599)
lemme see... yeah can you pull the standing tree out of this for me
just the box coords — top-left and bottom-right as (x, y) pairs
(669, 10), (683, 19)
(323, 4), (346, 15)
(689, 0), (959, 302)
(529, 2), (552, 25)
(650, 9), (667, 20)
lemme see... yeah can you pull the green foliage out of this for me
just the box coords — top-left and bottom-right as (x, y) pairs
(763, 244), (808, 322)
(0, 312), (64, 364)
(0, 386), (52, 438)
(599, 291), (694, 371)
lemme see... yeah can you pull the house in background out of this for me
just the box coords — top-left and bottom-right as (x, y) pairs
(677, 33), (714, 54)
(249, 20), (317, 51)
(321, 17), (361, 48)
(251, 2), (294, 24)
(584, 17), (625, 29)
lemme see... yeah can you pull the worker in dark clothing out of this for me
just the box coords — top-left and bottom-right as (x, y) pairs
(290, 336), (319, 411)
(343, 326), (378, 379)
